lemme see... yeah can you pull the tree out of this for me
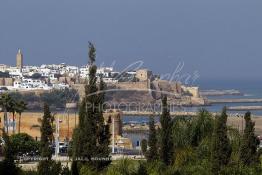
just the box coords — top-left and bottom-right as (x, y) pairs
(147, 116), (158, 161)
(0, 93), (13, 134)
(88, 42), (96, 64)
(159, 95), (173, 165)
(141, 139), (148, 156)
(31, 73), (42, 79)
(240, 111), (261, 166)
(191, 109), (214, 147)
(95, 77), (111, 169)
(211, 107), (232, 174)
(0, 129), (19, 175)
(15, 101), (27, 133)
(72, 42), (111, 171)
(10, 133), (39, 157)
(9, 98), (17, 134)
(38, 103), (61, 175)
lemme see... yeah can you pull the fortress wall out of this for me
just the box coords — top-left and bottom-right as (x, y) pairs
(110, 81), (149, 90)
(4, 78), (13, 86)
(0, 78), (4, 86)
(72, 81), (149, 100)
(103, 111), (122, 137)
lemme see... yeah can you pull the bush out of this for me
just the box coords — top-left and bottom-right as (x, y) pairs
(106, 159), (139, 175)
(10, 133), (40, 158)
(80, 165), (97, 175)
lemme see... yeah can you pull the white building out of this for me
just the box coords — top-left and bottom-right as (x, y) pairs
(0, 64), (8, 72)
(14, 78), (52, 91)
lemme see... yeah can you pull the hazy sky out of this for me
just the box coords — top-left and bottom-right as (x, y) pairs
(0, 0), (261, 81)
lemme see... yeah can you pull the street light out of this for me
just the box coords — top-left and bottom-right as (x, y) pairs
(55, 115), (62, 158)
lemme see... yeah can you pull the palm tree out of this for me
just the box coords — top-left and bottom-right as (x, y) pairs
(15, 100), (27, 133)
(9, 98), (17, 134)
(0, 93), (13, 134)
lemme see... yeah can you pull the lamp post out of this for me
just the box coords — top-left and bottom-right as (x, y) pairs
(55, 115), (60, 158)
(112, 117), (115, 154)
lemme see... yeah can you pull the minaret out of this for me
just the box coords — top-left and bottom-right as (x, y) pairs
(16, 49), (23, 70)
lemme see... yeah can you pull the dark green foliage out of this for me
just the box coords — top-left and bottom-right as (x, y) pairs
(0, 93), (14, 134)
(0, 71), (9, 78)
(240, 111), (261, 166)
(9, 88), (79, 110)
(136, 162), (148, 175)
(71, 161), (80, 175)
(31, 73), (42, 79)
(72, 42), (111, 171)
(39, 103), (53, 159)
(20, 171), (39, 175)
(9, 97), (17, 134)
(10, 133), (39, 157)
(40, 88), (79, 108)
(172, 118), (192, 149)
(15, 100), (27, 133)
(95, 78), (111, 169)
(159, 95), (173, 165)
(106, 159), (137, 175)
(10, 92), (39, 105)
(190, 109), (214, 147)
(0, 130), (19, 175)
(147, 116), (158, 161)
(38, 103), (62, 175)
(38, 161), (62, 175)
(88, 42), (96, 64)
(211, 107), (232, 174)
(141, 139), (148, 156)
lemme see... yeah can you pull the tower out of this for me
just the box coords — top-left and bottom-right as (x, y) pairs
(16, 49), (23, 70)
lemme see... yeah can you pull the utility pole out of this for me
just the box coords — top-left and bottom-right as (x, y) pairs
(112, 117), (115, 154)
(67, 110), (69, 139)
(55, 115), (60, 158)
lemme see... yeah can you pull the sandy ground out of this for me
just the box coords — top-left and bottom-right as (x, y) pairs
(0, 112), (78, 140)
(227, 116), (262, 135)
(1, 112), (262, 139)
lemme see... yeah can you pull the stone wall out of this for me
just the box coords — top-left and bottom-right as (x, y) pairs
(0, 78), (4, 86)
(109, 81), (149, 90)
(0, 78), (14, 86)
(103, 111), (122, 137)
(135, 69), (153, 81)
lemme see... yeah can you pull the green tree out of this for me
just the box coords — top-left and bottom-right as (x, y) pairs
(159, 95), (173, 165)
(10, 133), (39, 157)
(38, 103), (61, 175)
(9, 98), (17, 134)
(147, 116), (158, 161)
(0, 93), (13, 134)
(0, 129), (19, 175)
(240, 111), (261, 166)
(95, 77), (111, 169)
(72, 42), (111, 171)
(191, 109), (214, 147)
(15, 100), (27, 133)
(211, 107), (232, 174)
(141, 139), (148, 156)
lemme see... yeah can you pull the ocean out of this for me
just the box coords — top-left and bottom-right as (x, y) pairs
(122, 79), (262, 147)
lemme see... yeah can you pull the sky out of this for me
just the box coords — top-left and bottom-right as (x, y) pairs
(0, 0), (262, 82)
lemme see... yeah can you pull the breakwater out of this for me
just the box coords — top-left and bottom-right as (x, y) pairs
(208, 98), (262, 104)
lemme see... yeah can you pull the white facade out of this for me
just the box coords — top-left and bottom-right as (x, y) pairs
(2, 62), (121, 90)
(14, 78), (52, 91)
